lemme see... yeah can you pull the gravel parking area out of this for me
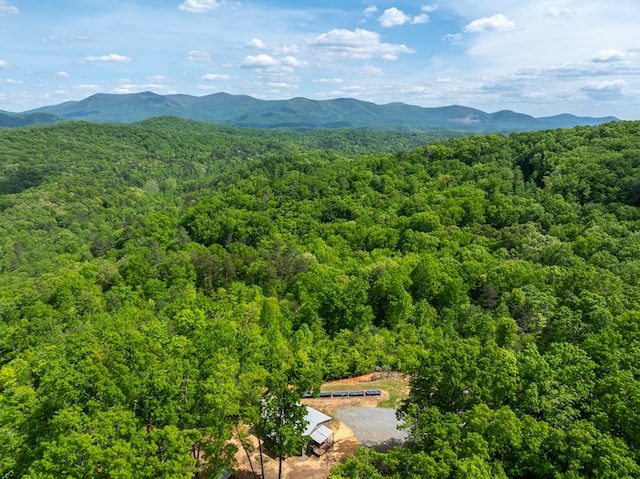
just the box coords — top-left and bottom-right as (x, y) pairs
(334, 407), (408, 452)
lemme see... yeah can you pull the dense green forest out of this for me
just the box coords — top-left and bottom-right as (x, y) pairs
(1, 118), (640, 478)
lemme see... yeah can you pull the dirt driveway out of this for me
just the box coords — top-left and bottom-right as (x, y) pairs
(334, 407), (408, 452)
(232, 373), (409, 479)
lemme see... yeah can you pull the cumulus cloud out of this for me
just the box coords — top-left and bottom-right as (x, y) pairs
(82, 53), (132, 63)
(246, 38), (299, 55)
(240, 54), (304, 83)
(247, 38), (266, 49)
(178, 0), (228, 13)
(581, 79), (628, 99)
(5, 78), (22, 85)
(0, 59), (11, 70)
(378, 6), (431, 27)
(422, 4), (438, 13)
(54, 71), (70, 78)
(0, 0), (18, 16)
(464, 13), (517, 33)
(310, 28), (414, 60)
(241, 54), (280, 68)
(201, 73), (231, 80)
(186, 50), (212, 62)
(363, 6), (378, 16)
(412, 14), (430, 24)
(282, 56), (307, 67)
(593, 48), (634, 63)
(379, 7), (411, 27)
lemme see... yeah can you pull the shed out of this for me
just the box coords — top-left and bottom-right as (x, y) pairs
(303, 406), (334, 456)
(303, 406), (331, 436)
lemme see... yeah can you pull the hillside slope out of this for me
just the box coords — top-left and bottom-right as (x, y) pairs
(18, 91), (617, 132)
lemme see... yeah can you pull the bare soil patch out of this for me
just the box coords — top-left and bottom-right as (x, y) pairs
(232, 372), (409, 479)
(334, 407), (408, 452)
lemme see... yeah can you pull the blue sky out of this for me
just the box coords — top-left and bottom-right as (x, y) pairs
(1, 0), (639, 118)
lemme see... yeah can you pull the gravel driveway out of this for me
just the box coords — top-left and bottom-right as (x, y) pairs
(334, 407), (408, 452)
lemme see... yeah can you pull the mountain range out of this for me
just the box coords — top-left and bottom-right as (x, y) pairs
(1, 91), (618, 132)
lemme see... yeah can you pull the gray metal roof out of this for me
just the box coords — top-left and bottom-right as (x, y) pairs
(303, 406), (331, 436)
(310, 425), (333, 445)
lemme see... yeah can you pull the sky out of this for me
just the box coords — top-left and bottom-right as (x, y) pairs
(1, 0), (639, 118)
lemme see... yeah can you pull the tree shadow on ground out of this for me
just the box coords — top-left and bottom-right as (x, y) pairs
(370, 437), (405, 453)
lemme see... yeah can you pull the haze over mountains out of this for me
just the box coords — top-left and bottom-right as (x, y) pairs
(1, 91), (618, 132)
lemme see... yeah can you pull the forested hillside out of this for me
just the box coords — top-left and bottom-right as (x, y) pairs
(1, 119), (640, 478)
(19, 91), (617, 132)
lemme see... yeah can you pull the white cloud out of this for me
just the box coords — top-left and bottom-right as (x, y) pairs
(378, 6), (431, 27)
(422, 4), (438, 13)
(593, 48), (634, 63)
(464, 13), (517, 33)
(582, 79), (628, 94)
(240, 54), (302, 83)
(361, 65), (383, 76)
(379, 7), (411, 27)
(455, 1), (640, 93)
(532, 61), (640, 81)
(310, 28), (414, 60)
(0, 59), (11, 70)
(111, 82), (177, 94)
(320, 85), (366, 99)
(54, 71), (70, 78)
(313, 78), (344, 84)
(581, 79), (628, 100)
(363, 6), (378, 16)
(186, 50), (212, 62)
(5, 78), (22, 85)
(267, 82), (297, 89)
(246, 38), (299, 55)
(413, 14), (430, 24)
(178, 0), (226, 13)
(82, 53), (132, 63)
(241, 54), (280, 68)
(247, 38), (266, 49)
(282, 56), (307, 67)
(443, 33), (462, 41)
(0, 1), (18, 16)
(201, 73), (231, 80)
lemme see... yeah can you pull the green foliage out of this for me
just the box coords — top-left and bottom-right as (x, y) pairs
(2, 120), (640, 477)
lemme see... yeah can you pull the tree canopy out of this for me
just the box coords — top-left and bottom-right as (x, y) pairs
(2, 118), (640, 477)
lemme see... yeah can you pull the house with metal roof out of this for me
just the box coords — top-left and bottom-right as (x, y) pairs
(303, 406), (334, 456)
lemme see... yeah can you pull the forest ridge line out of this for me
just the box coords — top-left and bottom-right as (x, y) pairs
(1, 90), (618, 131)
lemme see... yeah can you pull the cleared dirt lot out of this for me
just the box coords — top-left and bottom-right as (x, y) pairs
(334, 407), (408, 452)
(233, 373), (409, 479)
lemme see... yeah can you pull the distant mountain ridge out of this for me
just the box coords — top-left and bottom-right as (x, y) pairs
(3, 91), (618, 132)
(0, 109), (68, 128)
